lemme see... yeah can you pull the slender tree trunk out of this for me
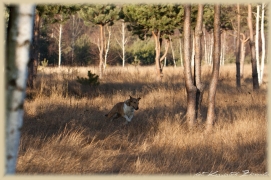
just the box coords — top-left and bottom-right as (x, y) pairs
(260, 3), (265, 85)
(160, 39), (170, 63)
(191, 31), (195, 67)
(203, 25), (208, 64)
(240, 33), (249, 78)
(71, 15), (75, 65)
(247, 4), (259, 90)
(153, 30), (163, 81)
(220, 31), (225, 66)
(236, 4), (241, 88)
(122, 21), (126, 67)
(58, 23), (62, 67)
(104, 25), (112, 71)
(207, 31), (214, 65)
(28, 10), (40, 89)
(206, 4), (221, 132)
(99, 24), (104, 78)
(115, 20), (128, 67)
(169, 36), (176, 67)
(183, 4), (197, 128)
(6, 4), (35, 174)
(179, 38), (183, 67)
(255, 5), (260, 83)
(194, 4), (205, 121)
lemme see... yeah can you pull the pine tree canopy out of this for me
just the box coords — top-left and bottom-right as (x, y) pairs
(123, 4), (183, 40)
(80, 4), (120, 26)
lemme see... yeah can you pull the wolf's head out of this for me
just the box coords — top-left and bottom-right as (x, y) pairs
(127, 96), (141, 110)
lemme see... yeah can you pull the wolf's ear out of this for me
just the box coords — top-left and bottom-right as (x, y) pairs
(129, 95), (133, 99)
(138, 97), (141, 101)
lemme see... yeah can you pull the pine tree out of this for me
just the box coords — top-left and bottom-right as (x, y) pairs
(123, 4), (183, 81)
(80, 4), (120, 78)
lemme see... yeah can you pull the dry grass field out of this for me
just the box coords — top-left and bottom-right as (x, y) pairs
(16, 64), (267, 175)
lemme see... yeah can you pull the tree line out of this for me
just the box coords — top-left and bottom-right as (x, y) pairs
(4, 3), (268, 82)
(4, 3), (268, 174)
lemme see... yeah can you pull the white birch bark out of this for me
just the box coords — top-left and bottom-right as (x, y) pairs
(255, 5), (260, 82)
(121, 21), (126, 67)
(259, 3), (265, 84)
(6, 4), (35, 174)
(104, 25), (112, 71)
(58, 23), (62, 67)
(115, 20), (128, 67)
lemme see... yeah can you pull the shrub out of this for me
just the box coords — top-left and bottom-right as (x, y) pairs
(41, 58), (49, 67)
(76, 70), (100, 86)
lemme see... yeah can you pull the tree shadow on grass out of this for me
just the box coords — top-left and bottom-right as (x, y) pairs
(86, 138), (266, 174)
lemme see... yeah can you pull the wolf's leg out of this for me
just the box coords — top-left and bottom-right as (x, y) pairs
(123, 115), (131, 124)
(128, 115), (133, 121)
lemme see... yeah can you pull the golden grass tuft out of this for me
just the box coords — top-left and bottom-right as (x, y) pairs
(17, 64), (267, 175)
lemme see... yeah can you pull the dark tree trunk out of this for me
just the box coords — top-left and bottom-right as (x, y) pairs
(240, 33), (249, 78)
(206, 4), (221, 132)
(194, 4), (205, 121)
(247, 4), (260, 90)
(183, 4), (197, 128)
(28, 9), (40, 89)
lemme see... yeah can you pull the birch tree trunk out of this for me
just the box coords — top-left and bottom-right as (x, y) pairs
(206, 4), (221, 132)
(104, 25), (112, 71)
(121, 21), (126, 67)
(116, 20), (128, 67)
(5, 4), (35, 174)
(99, 24), (104, 78)
(255, 5), (260, 83)
(247, 4), (259, 90)
(58, 23), (62, 67)
(236, 4), (241, 88)
(183, 4), (197, 128)
(259, 3), (265, 85)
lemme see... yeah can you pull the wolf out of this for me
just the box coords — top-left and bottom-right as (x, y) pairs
(105, 96), (141, 124)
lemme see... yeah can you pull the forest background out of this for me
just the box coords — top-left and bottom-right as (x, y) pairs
(4, 3), (268, 70)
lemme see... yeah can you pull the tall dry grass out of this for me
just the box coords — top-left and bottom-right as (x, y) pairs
(16, 64), (267, 175)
